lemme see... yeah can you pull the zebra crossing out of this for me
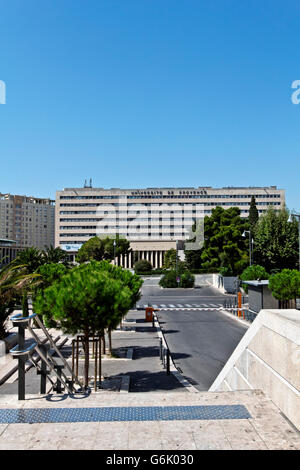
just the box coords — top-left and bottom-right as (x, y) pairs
(136, 303), (224, 311)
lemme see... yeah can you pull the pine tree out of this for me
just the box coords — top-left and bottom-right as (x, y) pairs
(249, 195), (259, 231)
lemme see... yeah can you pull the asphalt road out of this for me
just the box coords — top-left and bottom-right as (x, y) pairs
(139, 278), (248, 391)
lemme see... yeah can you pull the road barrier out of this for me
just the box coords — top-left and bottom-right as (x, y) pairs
(222, 295), (257, 323)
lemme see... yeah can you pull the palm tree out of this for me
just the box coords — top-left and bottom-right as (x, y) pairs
(42, 246), (69, 265)
(7, 247), (44, 314)
(0, 262), (40, 338)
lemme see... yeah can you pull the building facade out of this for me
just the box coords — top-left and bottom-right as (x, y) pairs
(55, 185), (285, 268)
(0, 193), (55, 250)
(0, 238), (23, 268)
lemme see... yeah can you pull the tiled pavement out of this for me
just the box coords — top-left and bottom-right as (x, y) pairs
(0, 309), (299, 450)
(0, 390), (299, 450)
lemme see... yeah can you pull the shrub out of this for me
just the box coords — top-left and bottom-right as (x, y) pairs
(240, 265), (269, 282)
(159, 269), (195, 288)
(134, 259), (153, 274)
(268, 269), (300, 305)
(219, 266), (234, 277)
(239, 264), (269, 293)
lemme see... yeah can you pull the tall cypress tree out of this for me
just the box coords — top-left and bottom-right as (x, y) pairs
(249, 195), (259, 231)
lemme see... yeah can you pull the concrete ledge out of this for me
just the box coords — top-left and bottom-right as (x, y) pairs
(210, 309), (300, 430)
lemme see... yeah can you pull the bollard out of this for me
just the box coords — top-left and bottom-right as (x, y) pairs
(166, 349), (170, 375)
(159, 338), (163, 361)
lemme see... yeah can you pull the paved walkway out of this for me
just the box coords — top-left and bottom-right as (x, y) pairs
(0, 390), (299, 450)
(0, 309), (299, 450)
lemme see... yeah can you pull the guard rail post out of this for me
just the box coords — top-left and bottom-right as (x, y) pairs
(18, 321), (26, 400)
(39, 344), (48, 394)
(166, 349), (170, 375)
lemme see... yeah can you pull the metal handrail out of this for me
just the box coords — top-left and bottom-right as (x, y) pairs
(29, 314), (84, 391)
(10, 313), (37, 325)
(10, 341), (37, 357)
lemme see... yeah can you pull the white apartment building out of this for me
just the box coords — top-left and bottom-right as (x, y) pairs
(55, 185), (285, 268)
(0, 193), (55, 250)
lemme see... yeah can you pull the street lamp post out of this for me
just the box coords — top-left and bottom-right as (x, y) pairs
(289, 213), (300, 270)
(175, 240), (180, 286)
(243, 230), (253, 266)
(113, 240), (116, 266)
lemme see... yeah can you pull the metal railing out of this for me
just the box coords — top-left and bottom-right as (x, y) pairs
(9, 313), (84, 399)
(152, 313), (171, 375)
(222, 296), (257, 323)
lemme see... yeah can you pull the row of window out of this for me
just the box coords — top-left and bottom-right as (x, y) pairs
(59, 200), (281, 208)
(60, 224), (192, 230)
(60, 193), (281, 200)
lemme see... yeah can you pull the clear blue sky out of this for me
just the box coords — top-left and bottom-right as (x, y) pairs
(0, 0), (300, 210)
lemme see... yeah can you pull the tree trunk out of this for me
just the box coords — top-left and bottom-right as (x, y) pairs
(99, 336), (102, 387)
(102, 330), (106, 354)
(108, 329), (112, 355)
(22, 292), (29, 317)
(83, 331), (90, 390)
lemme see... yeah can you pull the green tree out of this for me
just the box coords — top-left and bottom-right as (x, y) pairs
(200, 207), (249, 275)
(240, 264), (269, 281)
(268, 269), (300, 308)
(103, 236), (131, 265)
(12, 247), (45, 273)
(249, 195), (259, 231)
(134, 259), (153, 274)
(253, 207), (298, 272)
(162, 249), (177, 270)
(159, 269), (194, 288)
(239, 264), (269, 292)
(92, 261), (143, 352)
(75, 236), (105, 263)
(34, 261), (142, 387)
(0, 261), (40, 335)
(10, 247), (45, 314)
(42, 246), (69, 265)
(32, 263), (70, 325)
(75, 235), (131, 264)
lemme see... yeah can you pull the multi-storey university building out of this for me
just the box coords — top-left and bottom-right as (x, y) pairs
(0, 193), (55, 250)
(55, 185), (285, 268)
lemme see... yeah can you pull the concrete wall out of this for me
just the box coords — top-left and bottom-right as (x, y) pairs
(211, 274), (238, 294)
(210, 309), (300, 430)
